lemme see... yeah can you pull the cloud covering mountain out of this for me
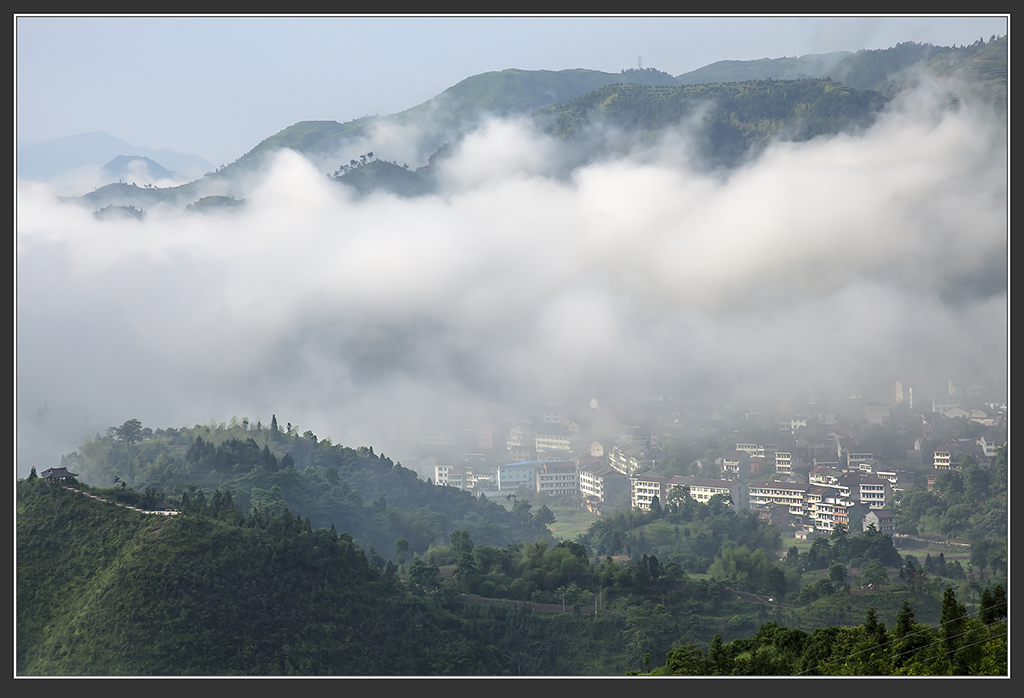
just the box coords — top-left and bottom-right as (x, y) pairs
(16, 75), (1007, 475)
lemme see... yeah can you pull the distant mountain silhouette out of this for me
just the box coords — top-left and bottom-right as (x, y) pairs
(102, 155), (181, 184)
(17, 131), (212, 181)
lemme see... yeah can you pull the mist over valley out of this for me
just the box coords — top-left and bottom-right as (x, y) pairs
(18, 42), (1007, 476)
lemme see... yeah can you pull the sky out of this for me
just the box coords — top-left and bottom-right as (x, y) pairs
(15, 15), (1009, 478)
(15, 15), (1010, 165)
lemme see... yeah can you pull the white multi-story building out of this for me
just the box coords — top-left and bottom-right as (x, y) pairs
(435, 464), (493, 491)
(873, 469), (906, 494)
(678, 477), (748, 511)
(801, 488), (869, 534)
(434, 464), (465, 488)
(775, 451), (793, 474)
(846, 451), (874, 471)
(535, 433), (571, 454)
(535, 461), (578, 496)
(579, 464), (618, 500)
(813, 498), (849, 533)
(803, 485), (832, 523)
(630, 473), (671, 511)
(855, 458), (880, 474)
(722, 450), (751, 479)
(610, 444), (652, 477)
(853, 477), (890, 509)
(748, 482), (811, 517)
(735, 443), (764, 458)
(808, 466), (842, 487)
(578, 463), (628, 514)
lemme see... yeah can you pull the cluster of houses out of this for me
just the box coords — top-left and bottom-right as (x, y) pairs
(433, 436), (906, 535)
(620, 459), (899, 536)
(425, 385), (1005, 536)
(430, 413), (658, 515)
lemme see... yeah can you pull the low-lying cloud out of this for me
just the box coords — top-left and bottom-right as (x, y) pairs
(16, 78), (1007, 474)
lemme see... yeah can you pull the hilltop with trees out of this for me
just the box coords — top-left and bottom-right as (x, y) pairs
(60, 418), (553, 560)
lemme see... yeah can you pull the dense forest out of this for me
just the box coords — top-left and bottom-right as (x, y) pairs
(650, 589), (1006, 676)
(17, 422), (1009, 675)
(322, 78), (894, 196)
(18, 476), (517, 675)
(59, 418), (553, 559)
(18, 475), (742, 675)
(536, 79), (888, 169)
(828, 35), (1007, 105)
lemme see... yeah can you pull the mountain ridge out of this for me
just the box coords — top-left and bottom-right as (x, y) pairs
(54, 37), (1007, 211)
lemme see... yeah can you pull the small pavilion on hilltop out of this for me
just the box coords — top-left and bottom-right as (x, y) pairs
(39, 467), (78, 482)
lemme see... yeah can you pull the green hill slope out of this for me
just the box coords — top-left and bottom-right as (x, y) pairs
(676, 52), (851, 85)
(827, 36), (1007, 107)
(224, 69), (639, 178)
(60, 420), (553, 560)
(17, 478), (477, 675)
(409, 68), (630, 120)
(537, 79), (888, 169)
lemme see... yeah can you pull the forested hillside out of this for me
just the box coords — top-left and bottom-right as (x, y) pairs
(675, 51), (851, 85)
(60, 418), (553, 559)
(895, 445), (1007, 542)
(536, 79), (887, 169)
(17, 477), (531, 675)
(828, 35), (1007, 102)
(209, 68), (661, 183)
(19, 468), (1005, 676)
(650, 588), (1006, 676)
(72, 35), (1006, 211)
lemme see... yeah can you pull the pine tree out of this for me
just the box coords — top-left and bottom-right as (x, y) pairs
(940, 586), (968, 672)
(863, 608), (887, 646)
(979, 586), (995, 624)
(895, 600), (915, 638)
(707, 634), (731, 675)
(980, 583), (1006, 624)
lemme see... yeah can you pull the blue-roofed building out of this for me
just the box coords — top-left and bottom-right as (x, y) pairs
(497, 460), (543, 491)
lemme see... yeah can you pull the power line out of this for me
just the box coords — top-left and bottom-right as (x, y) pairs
(792, 600), (1008, 676)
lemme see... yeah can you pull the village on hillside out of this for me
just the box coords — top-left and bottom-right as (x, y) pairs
(411, 379), (1005, 540)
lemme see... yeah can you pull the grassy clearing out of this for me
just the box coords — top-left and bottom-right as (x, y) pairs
(780, 531), (816, 554)
(893, 536), (972, 564)
(547, 505), (600, 542)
